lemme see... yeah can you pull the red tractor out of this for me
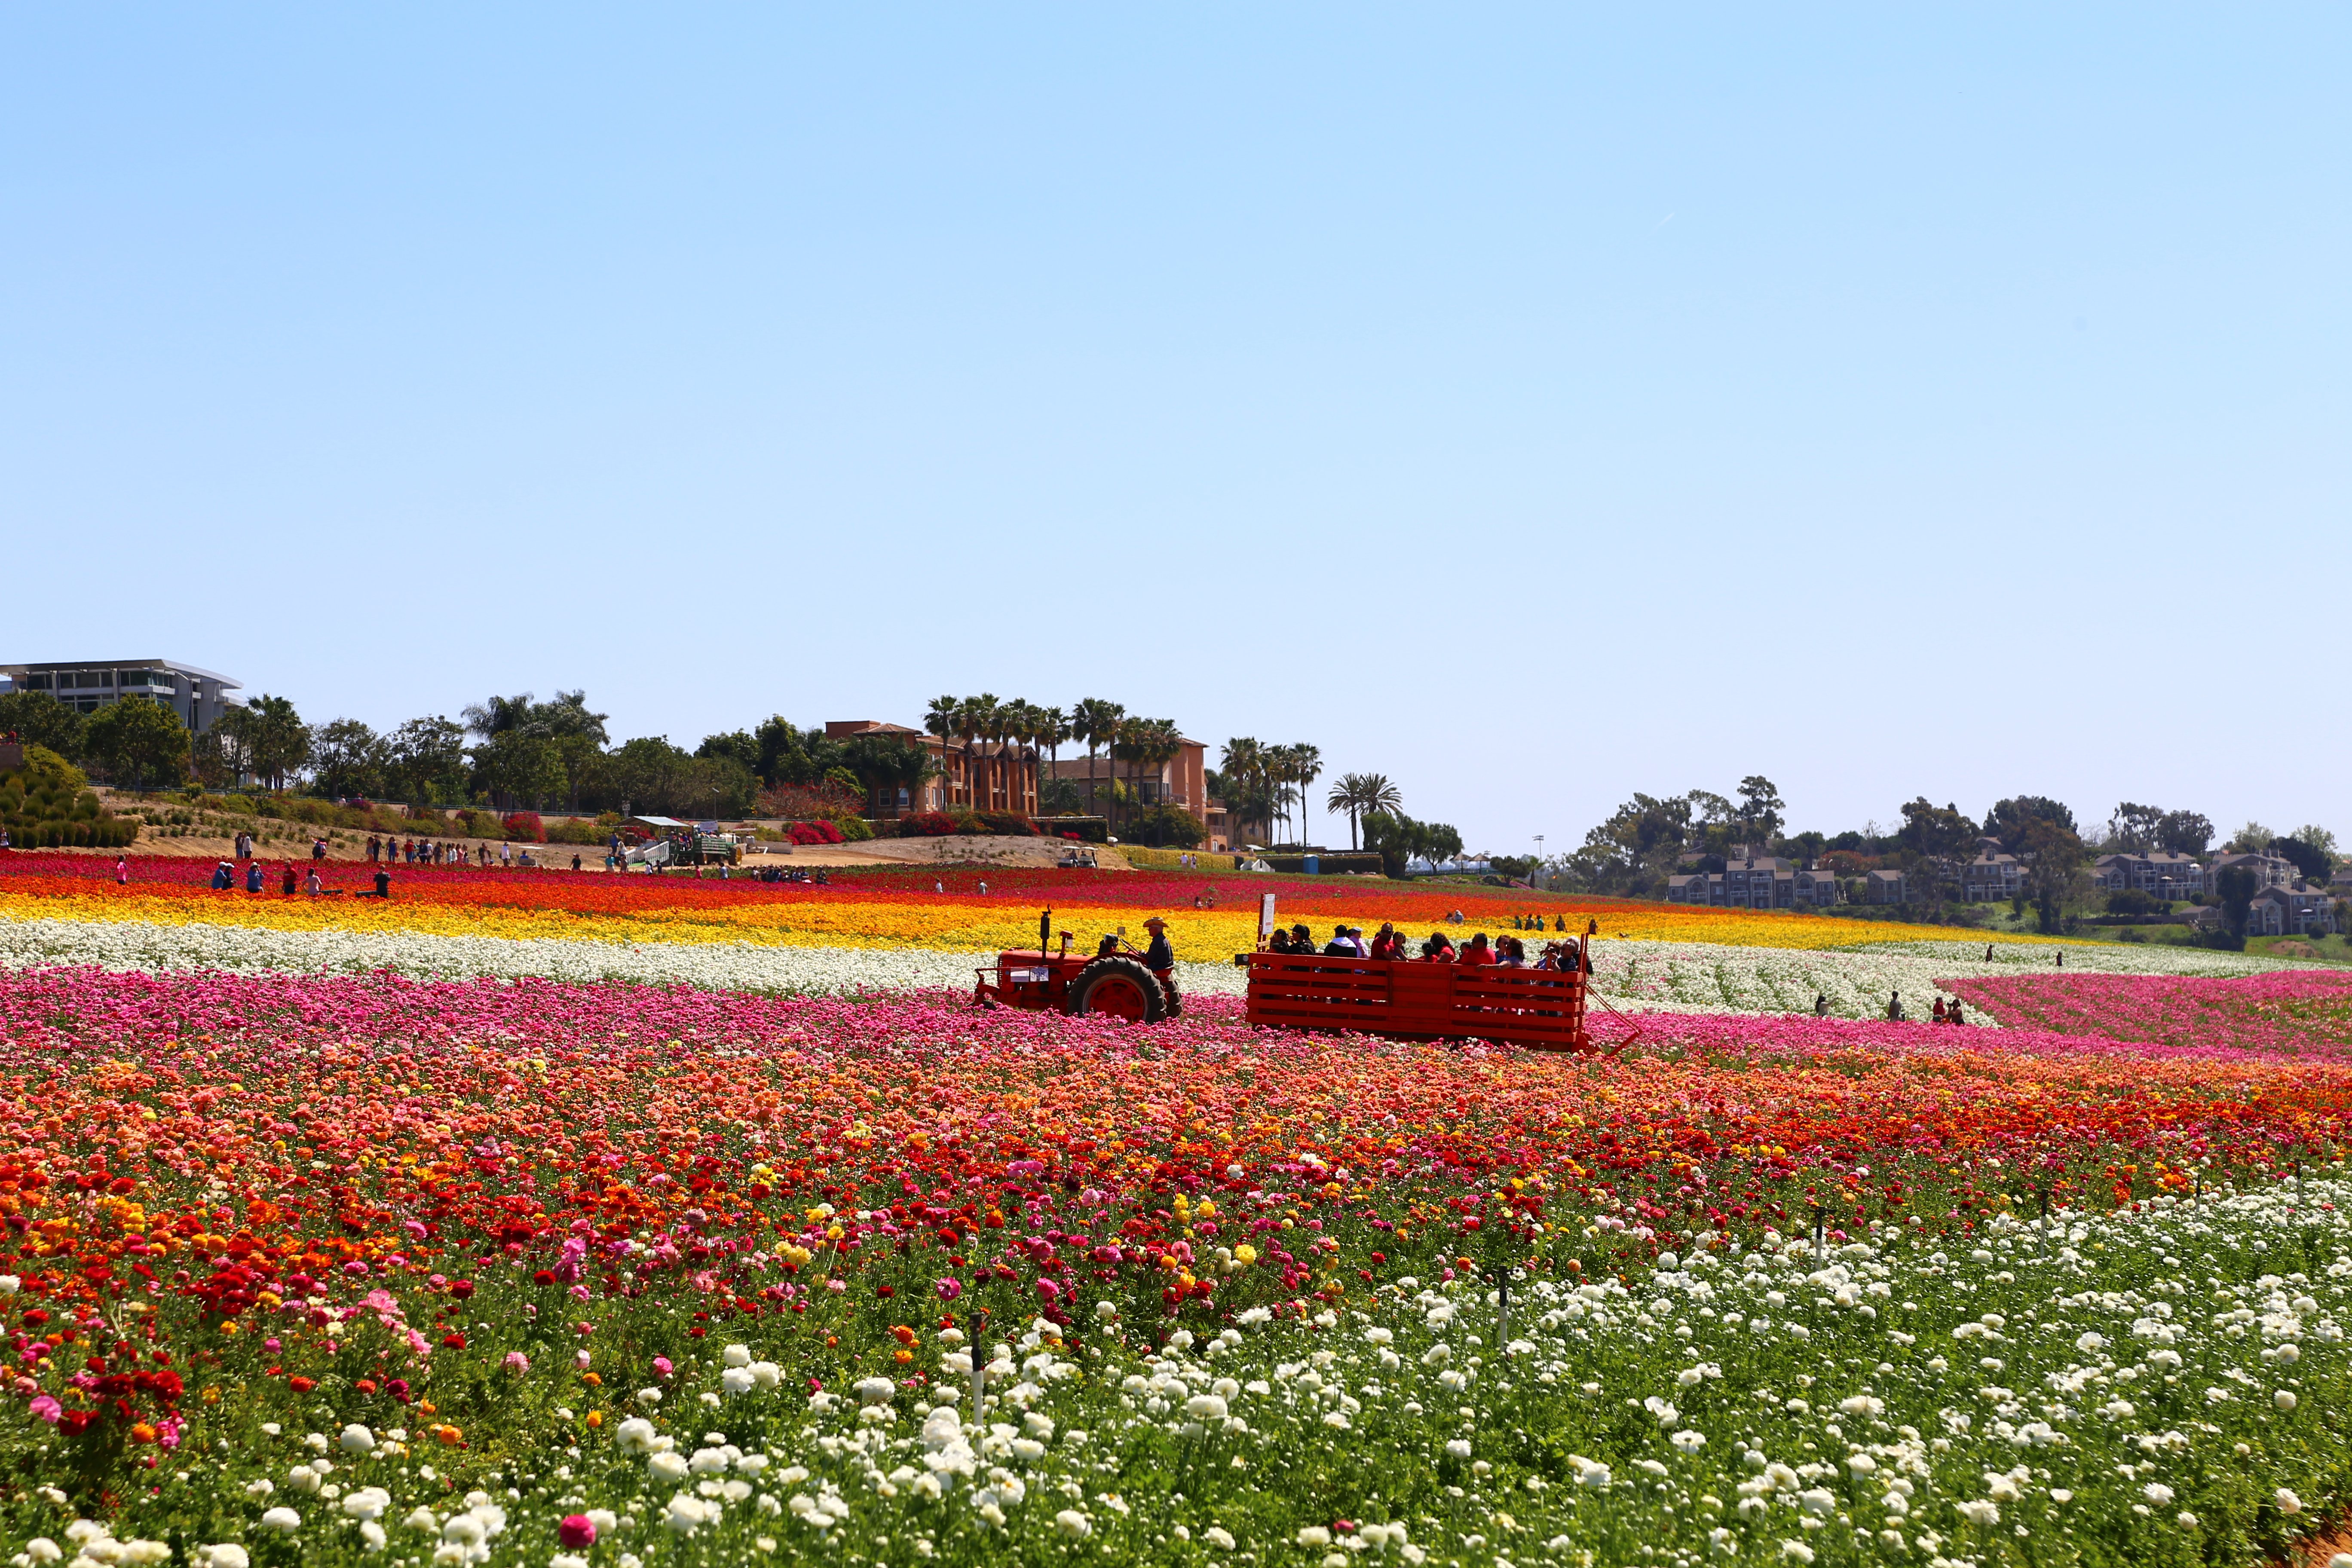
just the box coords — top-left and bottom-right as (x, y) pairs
(973, 909), (1182, 1023)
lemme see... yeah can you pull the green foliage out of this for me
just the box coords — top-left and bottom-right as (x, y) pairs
(1119, 803), (1202, 849)
(2218, 863), (2260, 940)
(467, 731), (570, 811)
(1984, 793), (2076, 845)
(0, 689), (87, 758)
(0, 767), (135, 847)
(2273, 834), (2334, 883)
(10, 743), (88, 794)
(1362, 810), (1464, 879)
(384, 717), (471, 805)
(218, 694), (313, 792)
(837, 734), (934, 817)
(309, 717), (387, 799)
(573, 737), (756, 818)
(1556, 791), (1716, 894)
(752, 718), (845, 788)
(80, 696), (191, 792)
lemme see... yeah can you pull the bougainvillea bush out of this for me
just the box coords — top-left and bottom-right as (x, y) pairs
(3, 958), (2352, 1568)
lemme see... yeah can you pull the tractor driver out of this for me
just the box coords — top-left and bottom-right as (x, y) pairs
(1141, 915), (1175, 972)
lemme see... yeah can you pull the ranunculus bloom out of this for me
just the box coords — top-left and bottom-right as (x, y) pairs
(558, 1515), (596, 1548)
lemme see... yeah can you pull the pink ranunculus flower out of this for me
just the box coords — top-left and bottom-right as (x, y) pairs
(28, 1395), (62, 1424)
(558, 1516), (597, 1548)
(504, 1352), (530, 1375)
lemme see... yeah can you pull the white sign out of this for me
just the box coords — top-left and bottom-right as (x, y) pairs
(1259, 893), (1278, 941)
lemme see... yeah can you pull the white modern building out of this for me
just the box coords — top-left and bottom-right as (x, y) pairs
(0, 659), (244, 734)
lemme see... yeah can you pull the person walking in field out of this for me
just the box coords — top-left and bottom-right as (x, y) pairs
(245, 860), (263, 893)
(1885, 989), (1904, 1022)
(115, 855), (128, 885)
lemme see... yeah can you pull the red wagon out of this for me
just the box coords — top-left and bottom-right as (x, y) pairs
(1240, 943), (1635, 1053)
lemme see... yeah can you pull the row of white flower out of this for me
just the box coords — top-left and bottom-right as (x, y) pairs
(0, 914), (2309, 1023)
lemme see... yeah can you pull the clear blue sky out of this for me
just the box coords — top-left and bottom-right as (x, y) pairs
(6, 7), (2346, 852)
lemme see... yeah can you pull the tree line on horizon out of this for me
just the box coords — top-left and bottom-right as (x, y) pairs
(1551, 773), (2340, 936)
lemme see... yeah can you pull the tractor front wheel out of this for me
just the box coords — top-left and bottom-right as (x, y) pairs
(1065, 957), (1168, 1024)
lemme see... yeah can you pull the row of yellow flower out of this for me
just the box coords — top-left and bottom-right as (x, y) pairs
(0, 888), (2055, 955)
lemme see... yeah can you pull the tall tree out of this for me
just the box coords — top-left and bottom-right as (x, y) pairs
(82, 696), (190, 792)
(1037, 705), (1069, 813)
(1072, 699), (1124, 821)
(840, 734), (934, 818)
(2157, 810), (2214, 857)
(2217, 864), (2259, 940)
(1735, 775), (1785, 848)
(1217, 738), (1273, 845)
(236, 695), (313, 793)
(469, 731), (568, 811)
(2017, 816), (2086, 934)
(2110, 802), (2166, 853)
(311, 718), (386, 799)
(1986, 796), (2077, 848)
(922, 697), (963, 807)
(384, 717), (470, 805)
(1326, 772), (1403, 851)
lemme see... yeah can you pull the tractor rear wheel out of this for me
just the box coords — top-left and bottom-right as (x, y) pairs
(1065, 957), (1168, 1024)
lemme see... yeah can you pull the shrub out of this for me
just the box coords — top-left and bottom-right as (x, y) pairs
(787, 820), (845, 846)
(837, 816), (874, 842)
(1123, 802), (1205, 849)
(543, 818), (605, 845)
(502, 812), (547, 843)
(975, 812), (1037, 836)
(900, 811), (957, 837)
(758, 781), (866, 823)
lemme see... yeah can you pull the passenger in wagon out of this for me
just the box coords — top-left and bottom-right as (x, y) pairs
(1369, 923), (1403, 960)
(1419, 932), (1455, 961)
(1321, 924), (1357, 957)
(1495, 936), (1528, 967)
(1457, 933), (1493, 966)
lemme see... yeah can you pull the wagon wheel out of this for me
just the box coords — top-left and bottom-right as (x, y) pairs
(1066, 957), (1169, 1024)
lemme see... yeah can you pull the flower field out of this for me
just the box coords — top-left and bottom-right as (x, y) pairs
(0, 857), (2303, 1023)
(6, 858), (2352, 1568)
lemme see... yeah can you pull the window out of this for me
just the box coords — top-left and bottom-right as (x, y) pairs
(25, 673), (50, 690)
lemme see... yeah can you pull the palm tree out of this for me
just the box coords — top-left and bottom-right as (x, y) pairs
(1220, 737), (1269, 846)
(1038, 705), (1069, 813)
(922, 696), (962, 810)
(1326, 772), (1403, 851)
(1267, 742), (1322, 847)
(959, 695), (997, 812)
(1003, 699), (1042, 816)
(1072, 698), (1124, 823)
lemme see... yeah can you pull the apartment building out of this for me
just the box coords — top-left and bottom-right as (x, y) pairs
(1962, 848), (2026, 903)
(1666, 855), (1843, 909)
(2247, 882), (2338, 937)
(0, 659), (243, 734)
(2091, 851), (2208, 900)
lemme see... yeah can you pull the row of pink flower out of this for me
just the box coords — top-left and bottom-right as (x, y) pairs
(5, 964), (2349, 1068)
(1948, 968), (2352, 1056)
